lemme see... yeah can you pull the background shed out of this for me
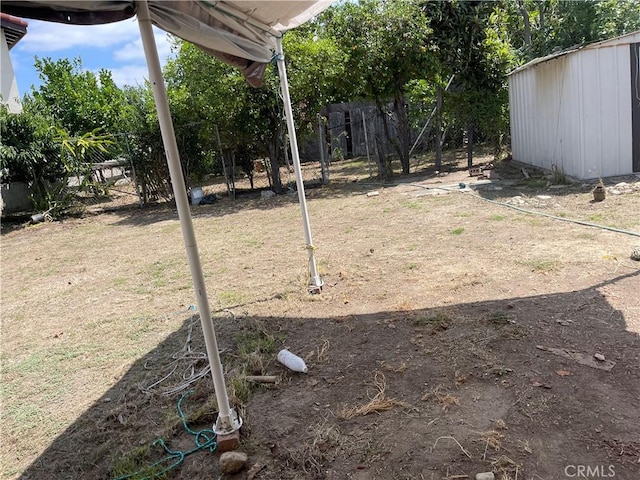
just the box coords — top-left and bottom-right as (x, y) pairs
(508, 30), (640, 180)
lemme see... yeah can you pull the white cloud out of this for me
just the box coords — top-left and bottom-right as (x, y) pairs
(18, 19), (140, 53)
(108, 65), (150, 88)
(114, 30), (174, 62)
(109, 31), (174, 87)
(15, 19), (175, 90)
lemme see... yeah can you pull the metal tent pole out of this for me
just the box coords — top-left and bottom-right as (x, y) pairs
(274, 36), (323, 292)
(135, 0), (241, 435)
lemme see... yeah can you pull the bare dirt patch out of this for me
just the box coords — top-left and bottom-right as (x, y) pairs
(2, 154), (639, 480)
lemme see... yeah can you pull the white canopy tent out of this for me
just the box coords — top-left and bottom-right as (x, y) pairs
(2, 0), (333, 435)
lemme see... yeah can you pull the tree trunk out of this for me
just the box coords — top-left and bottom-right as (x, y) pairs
(268, 156), (282, 194)
(268, 136), (282, 194)
(260, 121), (284, 194)
(435, 85), (443, 171)
(374, 133), (390, 180)
(393, 93), (411, 174)
(537, 1), (546, 35)
(376, 102), (400, 176)
(517, 0), (532, 47)
(466, 123), (474, 169)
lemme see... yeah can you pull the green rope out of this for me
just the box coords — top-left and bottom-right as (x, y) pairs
(114, 391), (217, 480)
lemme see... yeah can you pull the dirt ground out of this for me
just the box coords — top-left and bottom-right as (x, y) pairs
(1, 153), (640, 480)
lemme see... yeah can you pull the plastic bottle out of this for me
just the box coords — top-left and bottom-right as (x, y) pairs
(277, 349), (308, 373)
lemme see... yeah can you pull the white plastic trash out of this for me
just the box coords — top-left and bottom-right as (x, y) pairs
(191, 187), (204, 205)
(277, 349), (308, 373)
(31, 213), (45, 223)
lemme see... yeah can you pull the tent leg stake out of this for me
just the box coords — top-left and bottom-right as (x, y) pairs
(136, 0), (241, 435)
(275, 36), (323, 293)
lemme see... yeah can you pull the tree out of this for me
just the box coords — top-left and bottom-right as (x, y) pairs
(121, 84), (173, 203)
(510, 0), (640, 60)
(162, 42), (276, 191)
(164, 33), (344, 194)
(280, 28), (347, 135)
(30, 57), (130, 137)
(324, 0), (437, 176)
(423, 0), (516, 166)
(0, 103), (61, 188)
(1, 102), (112, 217)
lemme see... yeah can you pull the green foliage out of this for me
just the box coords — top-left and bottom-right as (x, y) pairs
(514, 0), (640, 59)
(121, 84), (172, 202)
(1, 102), (114, 216)
(424, 1), (516, 154)
(9, 0), (638, 209)
(324, 0), (436, 175)
(0, 104), (61, 185)
(282, 30), (347, 134)
(164, 41), (289, 191)
(30, 57), (130, 136)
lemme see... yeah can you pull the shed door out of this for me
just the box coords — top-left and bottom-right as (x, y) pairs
(632, 43), (640, 172)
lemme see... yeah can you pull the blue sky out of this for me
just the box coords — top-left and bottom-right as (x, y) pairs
(10, 18), (175, 97)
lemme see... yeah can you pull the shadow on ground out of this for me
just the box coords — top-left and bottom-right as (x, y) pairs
(17, 270), (640, 480)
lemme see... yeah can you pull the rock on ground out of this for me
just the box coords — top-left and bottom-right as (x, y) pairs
(219, 451), (248, 474)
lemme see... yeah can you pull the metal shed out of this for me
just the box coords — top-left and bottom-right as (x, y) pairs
(508, 30), (640, 180)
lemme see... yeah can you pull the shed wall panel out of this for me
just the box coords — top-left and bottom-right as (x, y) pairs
(633, 43), (640, 172)
(510, 35), (636, 180)
(580, 49), (603, 178)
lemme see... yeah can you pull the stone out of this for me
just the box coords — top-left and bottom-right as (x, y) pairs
(594, 353), (606, 361)
(476, 473), (495, 480)
(216, 430), (241, 453)
(260, 190), (276, 199)
(219, 451), (248, 474)
(631, 246), (640, 261)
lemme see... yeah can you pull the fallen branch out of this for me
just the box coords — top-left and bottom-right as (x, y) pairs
(244, 375), (278, 384)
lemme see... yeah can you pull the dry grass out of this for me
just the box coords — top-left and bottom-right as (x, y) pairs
(495, 419), (508, 430)
(315, 339), (330, 363)
(422, 384), (461, 411)
(479, 428), (506, 461)
(491, 455), (521, 480)
(338, 371), (408, 419)
(1, 155), (639, 479)
(380, 361), (408, 373)
(454, 370), (468, 386)
(284, 417), (373, 476)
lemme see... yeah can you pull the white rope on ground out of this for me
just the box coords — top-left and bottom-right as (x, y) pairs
(140, 311), (235, 395)
(407, 182), (640, 238)
(466, 190), (640, 238)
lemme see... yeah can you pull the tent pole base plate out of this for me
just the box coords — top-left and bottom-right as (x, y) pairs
(214, 409), (242, 436)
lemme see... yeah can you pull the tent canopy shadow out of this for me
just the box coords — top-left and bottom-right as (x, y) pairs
(18, 271), (640, 480)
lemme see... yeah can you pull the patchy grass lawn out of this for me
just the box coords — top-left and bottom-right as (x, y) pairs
(1, 154), (639, 480)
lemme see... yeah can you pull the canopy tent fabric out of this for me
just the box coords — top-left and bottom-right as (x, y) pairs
(2, 1), (333, 85)
(3, 0), (332, 435)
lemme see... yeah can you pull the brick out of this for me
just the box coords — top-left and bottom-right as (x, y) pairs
(216, 430), (240, 453)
